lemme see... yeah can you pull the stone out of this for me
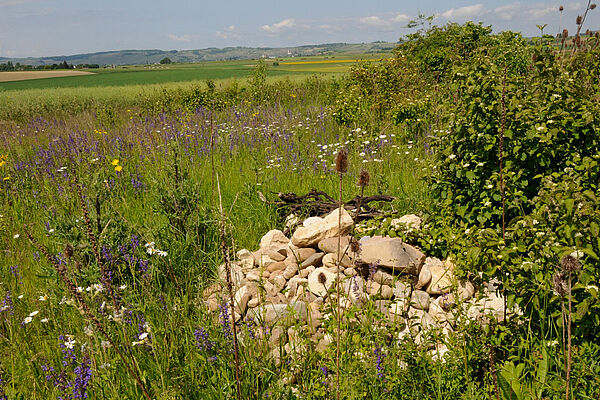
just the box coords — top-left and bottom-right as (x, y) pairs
(301, 252), (324, 269)
(389, 300), (408, 321)
(356, 236), (425, 276)
(248, 297), (260, 308)
(322, 252), (352, 269)
(218, 263), (244, 288)
(308, 302), (322, 330)
(285, 213), (299, 229)
(286, 277), (307, 298)
(410, 290), (430, 310)
(267, 251), (286, 262)
(393, 281), (411, 300)
(271, 275), (287, 292)
(300, 265), (315, 278)
(206, 296), (220, 313)
(236, 249), (255, 272)
(303, 216), (322, 227)
(344, 268), (357, 276)
(234, 285), (253, 315)
(249, 301), (308, 326)
(254, 252), (275, 268)
(373, 269), (394, 286)
(246, 270), (261, 282)
(316, 334), (333, 353)
(408, 308), (436, 332)
(458, 281), (475, 301)
(259, 230), (290, 254)
(307, 267), (336, 297)
(391, 214), (422, 231)
(439, 293), (456, 310)
(415, 262), (432, 290)
(366, 281), (382, 296)
(287, 248), (317, 264)
(267, 262), (286, 273)
(343, 276), (366, 305)
(428, 298), (448, 324)
(291, 208), (353, 248)
(380, 285), (394, 300)
(270, 326), (287, 347)
(282, 263), (298, 280)
(426, 258), (455, 295)
(318, 236), (351, 254)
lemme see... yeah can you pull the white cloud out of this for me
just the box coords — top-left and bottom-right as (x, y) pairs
(359, 15), (390, 27)
(493, 2), (583, 22)
(260, 18), (296, 33)
(216, 25), (240, 40)
(168, 34), (192, 42)
(393, 13), (411, 23)
(442, 4), (486, 19)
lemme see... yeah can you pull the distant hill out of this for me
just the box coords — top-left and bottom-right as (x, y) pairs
(0, 42), (397, 67)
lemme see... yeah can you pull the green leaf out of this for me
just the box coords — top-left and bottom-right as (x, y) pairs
(498, 370), (519, 400)
(590, 222), (599, 238)
(535, 346), (548, 398)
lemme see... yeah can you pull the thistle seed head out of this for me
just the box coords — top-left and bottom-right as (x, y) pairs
(560, 254), (582, 274)
(553, 272), (568, 296)
(358, 169), (370, 188)
(335, 149), (348, 174)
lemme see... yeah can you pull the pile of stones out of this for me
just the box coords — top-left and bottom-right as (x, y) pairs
(203, 208), (509, 362)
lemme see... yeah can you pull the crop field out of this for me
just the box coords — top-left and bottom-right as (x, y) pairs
(1, 20), (600, 400)
(0, 55), (383, 91)
(0, 70), (95, 83)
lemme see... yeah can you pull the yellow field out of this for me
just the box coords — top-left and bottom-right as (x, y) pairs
(280, 59), (360, 65)
(0, 70), (95, 83)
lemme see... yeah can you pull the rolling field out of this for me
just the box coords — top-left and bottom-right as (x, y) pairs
(0, 55), (384, 91)
(0, 70), (95, 83)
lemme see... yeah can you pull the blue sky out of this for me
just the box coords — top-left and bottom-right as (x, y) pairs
(0, 0), (597, 57)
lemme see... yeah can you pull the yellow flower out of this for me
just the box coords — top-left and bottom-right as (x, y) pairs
(3, 176), (10, 181)
(0, 161), (5, 167)
(115, 165), (123, 172)
(111, 159), (119, 166)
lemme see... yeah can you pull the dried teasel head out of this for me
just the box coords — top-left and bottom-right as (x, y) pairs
(349, 237), (361, 254)
(358, 169), (370, 188)
(559, 5), (564, 11)
(553, 272), (568, 296)
(576, 15), (583, 25)
(335, 149), (348, 174)
(560, 254), (582, 274)
(563, 29), (569, 39)
(590, 3), (597, 10)
(586, 29), (592, 36)
(318, 272), (327, 285)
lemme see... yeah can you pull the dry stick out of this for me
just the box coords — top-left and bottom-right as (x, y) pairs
(499, 66), (507, 322)
(334, 150), (348, 400)
(216, 174), (242, 400)
(24, 227), (152, 400)
(566, 272), (572, 400)
(74, 179), (119, 313)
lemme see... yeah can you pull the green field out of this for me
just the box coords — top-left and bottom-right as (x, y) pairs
(0, 55), (382, 91)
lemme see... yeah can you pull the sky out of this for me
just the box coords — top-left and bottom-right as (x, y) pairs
(0, 0), (597, 58)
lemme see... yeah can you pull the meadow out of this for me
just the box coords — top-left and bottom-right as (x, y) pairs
(1, 17), (600, 400)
